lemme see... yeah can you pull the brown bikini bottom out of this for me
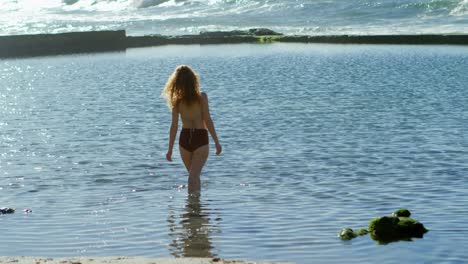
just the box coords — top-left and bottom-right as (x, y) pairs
(179, 128), (208, 152)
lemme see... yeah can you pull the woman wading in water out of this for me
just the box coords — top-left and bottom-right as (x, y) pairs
(163, 65), (222, 194)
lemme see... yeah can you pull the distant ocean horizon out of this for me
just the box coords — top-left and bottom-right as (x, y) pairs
(1, 0), (467, 36)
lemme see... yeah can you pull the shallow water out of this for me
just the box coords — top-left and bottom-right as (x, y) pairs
(1, 44), (468, 263)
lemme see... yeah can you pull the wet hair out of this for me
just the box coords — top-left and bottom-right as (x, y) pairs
(162, 65), (201, 109)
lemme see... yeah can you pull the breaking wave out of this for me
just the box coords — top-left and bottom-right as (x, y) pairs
(0, 0), (466, 36)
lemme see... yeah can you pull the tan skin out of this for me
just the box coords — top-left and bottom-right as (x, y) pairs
(166, 92), (222, 194)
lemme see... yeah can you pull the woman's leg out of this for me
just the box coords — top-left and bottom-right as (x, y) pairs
(187, 145), (209, 194)
(179, 146), (193, 173)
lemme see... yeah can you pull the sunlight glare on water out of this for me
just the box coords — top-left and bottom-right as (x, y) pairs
(1, 44), (468, 263)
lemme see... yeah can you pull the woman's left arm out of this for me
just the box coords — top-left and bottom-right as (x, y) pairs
(166, 106), (179, 161)
(201, 92), (222, 155)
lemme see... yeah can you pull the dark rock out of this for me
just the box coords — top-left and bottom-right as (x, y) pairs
(392, 208), (411, 217)
(338, 228), (358, 240)
(199, 30), (249, 37)
(0, 30), (127, 58)
(0, 207), (15, 214)
(127, 34), (258, 47)
(63, 0), (79, 4)
(248, 28), (282, 36)
(339, 209), (428, 243)
(338, 227), (370, 240)
(278, 34), (468, 45)
(199, 28), (282, 37)
(368, 214), (428, 243)
(2, 30), (468, 59)
(356, 228), (369, 236)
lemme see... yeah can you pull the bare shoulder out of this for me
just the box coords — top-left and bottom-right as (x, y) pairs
(200, 92), (209, 105)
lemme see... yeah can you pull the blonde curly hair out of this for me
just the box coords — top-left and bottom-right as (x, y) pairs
(162, 65), (201, 109)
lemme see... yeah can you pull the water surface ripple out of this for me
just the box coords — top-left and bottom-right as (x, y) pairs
(1, 44), (468, 263)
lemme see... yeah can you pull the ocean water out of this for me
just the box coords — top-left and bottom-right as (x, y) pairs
(0, 0), (467, 36)
(1, 43), (468, 263)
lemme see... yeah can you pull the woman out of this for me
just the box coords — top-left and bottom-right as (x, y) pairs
(162, 65), (222, 193)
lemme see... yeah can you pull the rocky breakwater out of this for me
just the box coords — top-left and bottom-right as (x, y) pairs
(0, 30), (127, 58)
(279, 34), (468, 45)
(128, 29), (468, 46)
(126, 28), (282, 47)
(2, 28), (467, 58)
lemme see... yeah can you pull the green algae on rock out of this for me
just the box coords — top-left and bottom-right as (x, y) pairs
(339, 209), (428, 244)
(392, 208), (411, 217)
(369, 215), (428, 243)
(338, 228), (358, 240)
(338, 228), (369, 240)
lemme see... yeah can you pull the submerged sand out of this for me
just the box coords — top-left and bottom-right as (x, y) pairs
(0, 257), (292, 264)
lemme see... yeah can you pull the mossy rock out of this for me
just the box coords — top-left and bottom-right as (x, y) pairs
(338, 228), (369, 240)
(338, 228), (358, 240)
(392, 208), (411, 217)
(368, 209), (428, 243)
(356, 228), (369, 236)
(339, 208), (428, 243)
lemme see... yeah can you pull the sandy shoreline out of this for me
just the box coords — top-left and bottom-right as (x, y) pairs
(0, 257), (292, 264)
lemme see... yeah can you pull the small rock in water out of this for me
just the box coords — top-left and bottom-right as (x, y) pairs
(23, 208), (32, 213)
(338, 228), (357, 240)
(0, 207), (15, 214)
(392, 208), (411, 217)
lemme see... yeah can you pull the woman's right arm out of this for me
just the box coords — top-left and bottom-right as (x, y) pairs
(201, 92), (222, 155)
(166, 105), (179, 161)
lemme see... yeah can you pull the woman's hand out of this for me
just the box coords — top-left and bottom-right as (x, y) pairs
(166, 149), (173, 161)
(215, 143), (222, 156)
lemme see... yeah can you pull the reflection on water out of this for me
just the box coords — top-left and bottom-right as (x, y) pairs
(168, 194), (218, 258)
(1, 45), (468, 263)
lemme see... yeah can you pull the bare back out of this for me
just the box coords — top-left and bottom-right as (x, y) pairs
(178, 99), (205, 129)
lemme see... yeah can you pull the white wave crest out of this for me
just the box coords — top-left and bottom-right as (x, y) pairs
(450, 0), (468, 15)
(0, 0), (63, 11)
(133, 0), (173, 8)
